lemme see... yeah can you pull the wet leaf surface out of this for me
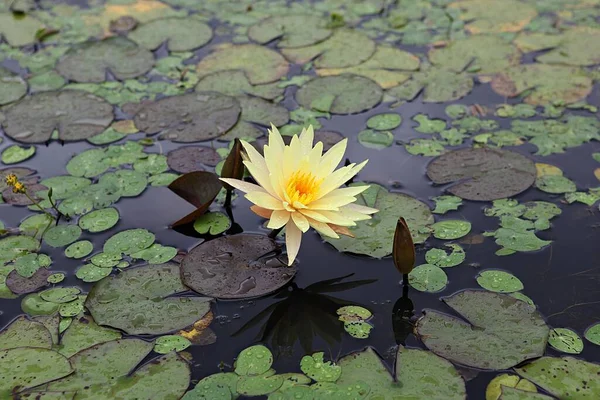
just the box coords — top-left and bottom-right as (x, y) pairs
(548, 328), (584, 354)
(0, 316), (53, 350)
(416, 290), (549, 370)
(181, 234), (297, 299)
(6, 268), (51, 294)
(167, 146), (220, 173)
(409, 264), (448, 292)
(129, 17), (212, 51)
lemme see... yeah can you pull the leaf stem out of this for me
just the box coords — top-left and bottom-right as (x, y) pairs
(268, 227), (283, 239)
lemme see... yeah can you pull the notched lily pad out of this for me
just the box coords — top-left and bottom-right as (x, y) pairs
(1, 90), (114, 144)
(133, 92), (241, 143)
(427, 148), (536, 201)
(180, 234), (297, 300)
(234, 344), (273, 376)
(248, 15), (331, 48)
(56, 37), (155, 83)
(129, 17), (212, 51)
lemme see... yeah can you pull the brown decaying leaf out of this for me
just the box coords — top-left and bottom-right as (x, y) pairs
(179, 311), (215, 345)
(220, 138), (244, 191)
(168, 171), (222, 227)
(393, 217), (415, 275)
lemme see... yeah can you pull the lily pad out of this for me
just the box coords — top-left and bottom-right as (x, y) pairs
(413, 114), (447, 134)
(13, 253), (51, 278)
(98, 170), (147, 197)
(535, 175), (576, 194)
(432, 220), (471, 240)
(193, 212), (231, 235)
(0, 235), (39, 264)
(56, 37), (155, 83)
(584, 323), (600, 346)
(154, 335), (191, 354)
(58, 314), (122, 358)
(548, 328), (584, 354)
(133, 92), (241, 143)
(1, 90), (114, 144)
(357, 129), (394, 150)
(486, 374), (538, 400)
(40, 287), (80, 303)
(491, 64), (593, 105)
(181, 234), (297, 299)
(86, 263), (212, 335)
(0, 347), (73, 398)
(130, 244), (177, 264)
(337, 306), (372, 322)
(1, 145), (35, 165)
(0, 316), (53, 350)
(409, 264), (448, 292)
(476, 270), (524, 293)
(65, 240), (93, 259)
(129, 17), (212, 51)
(387, 65), (474, 103)
(168, 171), (223, 226)
(323, 184), (433, 258)
(235, 345), (273, 376)
(425, 244), (465, 267)
(448, 0), (537, 34)
(515, 356), (600, 399)
(103, 228), (154, 255)
(416, 290), (549, 370)
(196, 44), (289, 84)
(432, 195), (463, 215)
(367, 113), (402, 130)
(343, 321), (373, 339)
(248, 15), (331, 48)
(167, 146), (220, 173)
(296, 74), (382, 114)
(76, 263), (112, 283)
(43, 224), (81, 248)
(237, 373), (284, 396)
(20, 293), (60, 316)
(426, 148), (537, 201)
(194, 70), (284, 101)
(0, 13), (45, 47)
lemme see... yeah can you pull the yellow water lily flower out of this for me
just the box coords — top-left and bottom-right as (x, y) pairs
(220, 124), (378, 266)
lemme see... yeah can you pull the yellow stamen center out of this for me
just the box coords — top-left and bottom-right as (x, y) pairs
(285, 170), (322, 207)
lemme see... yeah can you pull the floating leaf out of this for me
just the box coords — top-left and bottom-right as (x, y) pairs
(427, 148), (536, 201)
(237, 372), (284, 397)
(409, 264), (448, 292)
(548, 328), (584, 354)
(134, 92), (241, 143)
(0, 235), (39, 264)
(425, 244), (465, 268)
(0, 316), (52, 351)
(58, 314), (122, 358)
(196, 44), (289, 84)
(13, 253), (51, 278)
(584, 323), (600, 346)
(416, 290), (549, 370)
(448, 0), (537, 34)
(65, 240), (94, 259)
(1, 145), (35, 164)
(86, 263), (212, 335)
(499, 387), (553, 400)
(296, 74), (382, 114)
(129, 17), (212, 51)
(154, 335), (191, 354)
(387, 65), (473, 103)
(404, 138), (446, 156)
(343, 321), (373, 339)
(167, 146), (220, 173)
(337, 306), (372, 322)
(324, 184), (433, 258)
(181, 234), (296, 299)
(367, 113), (402, 131)
(194, 70), (284, 101)
(431, 195), (463, 215)
(133, 154), (169, 175)
(193, 212), (231, 235)
(66, 149), (109, 178)
(432, 220), (471, 240)
(248, 15), (331, 48)
(357, 129), (394, 150)
(515, 356), (600, 399)
(6, 267), (51, 294)
(182, 382), (231, 400)
(486, 373), (537, 400)
(235, 345), (273, 376)
(21, 293), (60, 316)
(413, 114), (447, 134)
(43, 224), (81, 248)
(476, 270), (524, 293)
(0, 13), (45, 47)
(57, 37), (154, 83)
(99, 170), (147, 197)
(168, 171), (223, 226)
(40, 287), (80, 303)
(76, 263), (112, 283)
(103, 228), (154, 255)
(535, 175), (576, 194)
(47, 273), (65, 284)
(59, 296), (85, 318)
(131, 244), (177, 264)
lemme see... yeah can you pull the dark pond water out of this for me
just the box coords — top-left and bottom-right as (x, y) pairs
(1, 0), (600, 399)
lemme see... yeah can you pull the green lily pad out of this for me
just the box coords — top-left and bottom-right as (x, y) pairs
(47, 273), (65, 284)
(237, 373), (284, 397)
(0, 265), (17, 300)
(404, 138), (446, 156)
(182, 382), (231, 400)
(86, 263), (212, 335)
(98, 170), (147, 197)
(1, 145), (35, 164)
(59, 296), (85, 318)
(56, 37), (155, 83)
(237, 95), (289, 127)
(154, 335), (192, 354)
(13, 253), (51, 278)
(476, 270), (524, 293)
(19, 213), (54, 238)
(0, 316), (53, 351)
(130, 244), (177, 264)
(91, 252), (122, 268)
(535, 175), (576, 194)
(133, 154), (169, 175)
(515, 356), (600, 398)
(149, 173), (179, 187)
(584, 323), (600, 346)
(409, 264), (448, 292)
(196, 44), (289, 84)
(0, 235), (39, 264)
(57, 195), (94, 217)
(336, 346), (465, 399)
(357, 129), (394, 150)
(65, 240), (93, 259)
(103, 228), (155, 255)
(366, 113), (402, 130)
(40, 287), (80, 303)
(234, 345), (273, 376)
(181, 234), (297, 300)
(490, 226), (551, 253)
(485, 199), (526, 218)
(281, 29), (375, 69)
(323, 183), (433, 258)
(65, 148), (109, 178)
(300, 352), (341, 382)
(193, 212), (231, 235)
(413, 114), (447, 134)
(296, 74), (382, 114)
(79, 208), (120, 233)
(129, 17), (212, 51)
(0, 347), (73, 398)
(425, 244), (465, 267)
(548, 328), (584, 354)
(491, 64), (592, 105)
(194, 70), (284, 101)
(387, 65), (473, 103)
(448, 0), (537, 33)
(343, 321), (373, 339)
(416, 290), (549, 370)
(427, 148), (537, 201)
(21, 293), (60, 316)
(40, 176), (92, 199)
(445, 104), (469, 119)
(193, 373), (239, 399)
(337, 306), (372, 322)
(58, 314), (122, 358)
(0, 13), (45, 47)
(133, 92), (241, 143)
(432, 220), (471, 240)
(43, 224), (81, 248)
(76, 263), (112, 283)
(248, 15), (331, 48)
(486, 373), (538, 400)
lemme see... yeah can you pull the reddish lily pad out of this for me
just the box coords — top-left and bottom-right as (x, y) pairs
(5, 268), (51, 295)
(167, 146), (221, 173)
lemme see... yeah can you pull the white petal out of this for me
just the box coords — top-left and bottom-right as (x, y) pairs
(219, 178), (265, 194)
(245, 192), (284, 210)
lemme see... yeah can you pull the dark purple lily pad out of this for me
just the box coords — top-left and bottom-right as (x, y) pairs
(426, 148), (536, 201)
(180, 234), (297, 300)
(167, 146), (221, 173)
(6, 268), (51, 294)
(1, 90), (114, 144)
(133, 92), (241, 143)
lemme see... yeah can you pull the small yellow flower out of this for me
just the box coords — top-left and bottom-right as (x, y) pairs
(12, 182), (26, 194)
(5, 174), (18, 187)
(221, 124), (378, 266)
